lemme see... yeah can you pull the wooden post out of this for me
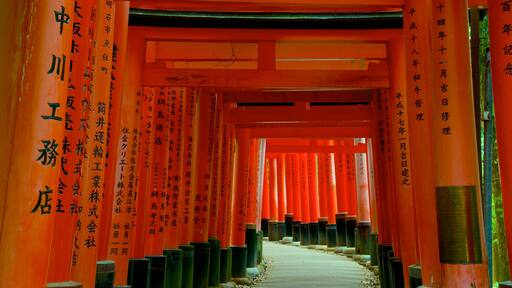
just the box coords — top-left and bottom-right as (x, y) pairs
(307, 154), (320, 224)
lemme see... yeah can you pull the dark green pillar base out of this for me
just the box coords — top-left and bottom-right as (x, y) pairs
(208, 238), (221, 287)
(47, 282), (83, 288)
(345, 216), (357, 248)
(408, 265), (422, 288)
(309, 223), (319, 245)
(245, 224), (258, 268)
(389, 255), (404, 288)
(378, 245), (392, 288)
(231, 246), (247, 278)
(257, 231), (263, 265)
(261, 219), (269, 237)
(128, 258), (150, 288)
(191, 242), (211, 288)
(318, 218), (328, 245)
(369, 234), (378, 266)
(335, 213), (347, 247)
(292, 221), (301, 242)
(355, 221), (371, 255)
(179, 245), (195, 288)
(268, 221), (279, 241)
(285, 214), (294, 237)
(96, 260), (115, 288)
(114, 286), (131, 288)
(300, 223), (310, 246)
(326, 224), (337, 248)
(163, 248), (183, 288)
(219, 248), (232, 283)
(500, 281), (512, 287)
(277, 222), (286, 240)
(146, 255), (167, 288)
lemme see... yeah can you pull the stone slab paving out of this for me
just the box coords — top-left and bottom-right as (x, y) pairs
(257, 241), (366, 288)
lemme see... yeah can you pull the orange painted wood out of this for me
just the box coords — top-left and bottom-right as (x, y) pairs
(354, 139), (370, 223)
(245, 140), (259, 225)
(344, 142), (357, 217)
(284, 154), (294, 216)
(430, 0), (489, 285)
(208, 104), (224, 238)
(191, 90), (218, 243)
(269, 156), (279, 221)
(249, 126), (372, 139)
(164, 88), (186, 249)
(292, 154), (303, 222)
(299, 154), (311, 223)
(143, 67), (389, 89)
(387, 39), (418, 286)
(0, 0), (73, 286)
(70, 1), (115, 285)
(99, 0), (131, 262)
(276, 154), (287, 222)
(223, 90), (371, 104)
(317, 153), (328, 219)
(334, 150), (348, 214)
(178, 88), (199, 245)
(403, 0), (443, 284)
(218, 124), (236, 248)
(489, 1), (512, 277)
(47, 0), (92, 282)
(231, 128), (251, 246)
(262, 158), (271, 220)
(307, 154), (320, 223)
(325, 153), (338, 224)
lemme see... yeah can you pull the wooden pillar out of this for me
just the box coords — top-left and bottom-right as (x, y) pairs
(218, 124), (236, 249)
(307, 154), (320, 223)
(246, 140), (259, 225)
(70, 1), (115, 286)
(325, 153), (337, 225)
(262, 157), (270, 222)
(300, 154), (311, 224)
(334, 148), (348, 214)
(269, 156), (279, 222)
(387, 38), (419, 287)
(46, 0), (92, 282)
(277, 154), (287, 222)
(208, 104), (224, 240)
(489, 2), (512, 279)
(292, 154), (303, 222)
(0, 0), (73, 286)
(178, 89), (198, 246)
(403, 0), (443, 285)
(317, 153), (328, 219)
(430, 0), (489, 286)
(344, 144), (357, 218)
(354, 139), (371, 223)
(284, 154), (294, 216)
(231, 128), (251, 247)
(191, 90), (217, 243)
(164, 88), (186, 249)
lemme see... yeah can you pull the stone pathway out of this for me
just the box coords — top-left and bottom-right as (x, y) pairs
(256, 241), (367, 288)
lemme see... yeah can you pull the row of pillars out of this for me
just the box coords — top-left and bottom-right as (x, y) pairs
(260, 143), (374, 257)
(0, 1), (268, 287)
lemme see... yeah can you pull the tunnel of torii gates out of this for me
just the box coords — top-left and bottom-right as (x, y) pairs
(6, 0), (512, 288)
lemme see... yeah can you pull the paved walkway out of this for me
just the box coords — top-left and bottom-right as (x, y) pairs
(257, 241), (366, 288)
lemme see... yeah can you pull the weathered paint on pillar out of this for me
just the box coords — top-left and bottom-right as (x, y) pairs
(262, 158), (270, 221)
(344, 144), (357, 218)
(404, 0), (443, 285)
(255, 140), (267, 231)
(431, 0), (489, 286)
(231, 128), (251, 247)
(71, 1), (115, 286)
(307, 154), (320, 223)
(191, 90), (218, 243)
(277, 154), (287, 222)
(489, 2), (512, 278)
(0, 0), (73, 286)
(47, 0), (92, 282)
(354, 139), (370, 223)
(366, 139), (379, 234)
(387, 38), (418, 286)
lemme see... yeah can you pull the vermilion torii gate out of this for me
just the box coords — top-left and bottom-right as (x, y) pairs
(4, 0), (512, 288)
